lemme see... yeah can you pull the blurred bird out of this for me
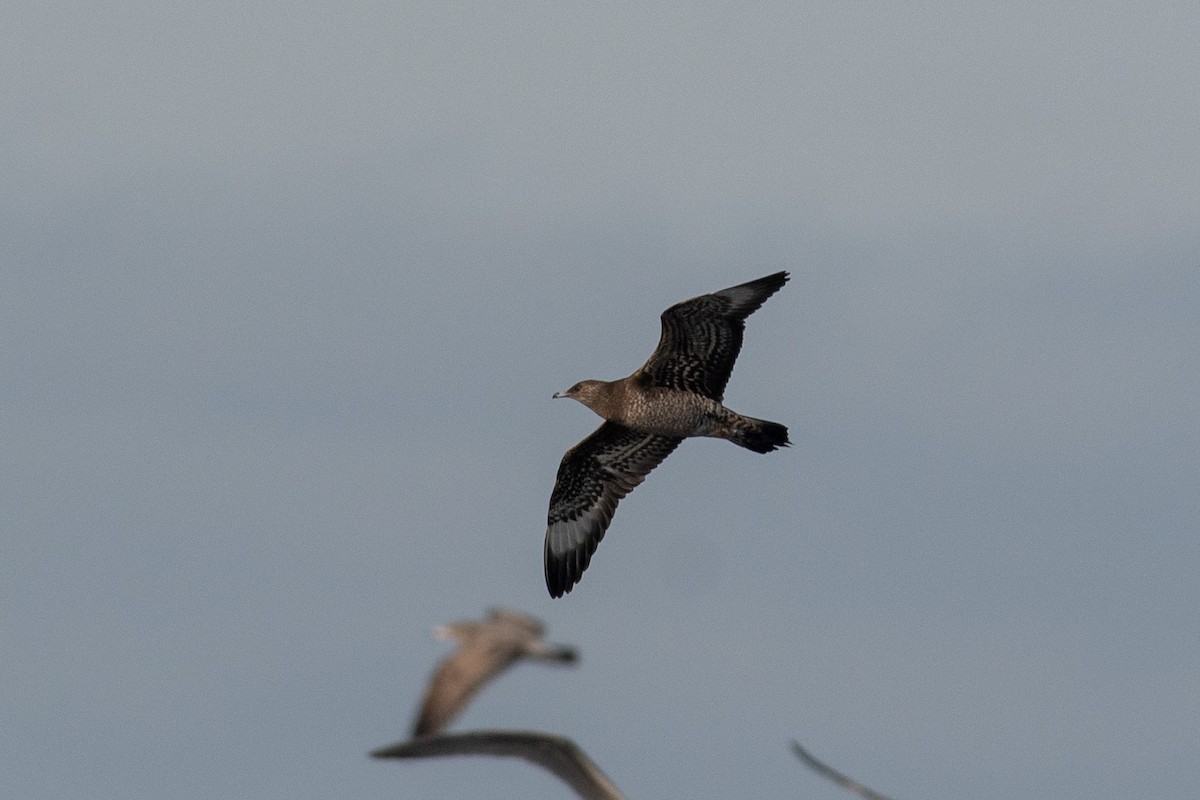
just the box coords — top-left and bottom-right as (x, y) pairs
(411, 608), (579, 738)
(373, 729), (624, 800)
(791, 741), (894, 800)
(546, 271), (791, 597)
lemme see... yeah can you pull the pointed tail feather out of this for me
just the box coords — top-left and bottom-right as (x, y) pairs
(730, 417), (790, 454)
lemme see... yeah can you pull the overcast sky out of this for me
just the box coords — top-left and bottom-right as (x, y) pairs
(4, 3), (1198, 799)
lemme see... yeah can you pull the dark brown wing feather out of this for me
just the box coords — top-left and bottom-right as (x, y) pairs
(637, 271), (788, 400)
(544, 422), (682, 597)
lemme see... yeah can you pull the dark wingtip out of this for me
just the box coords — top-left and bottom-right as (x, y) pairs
(545, 567), (577, 599)
(719, 271), (790, 320)
(371, 741), (407, 759)
(545, 533), (592, 598)
(544, 560), (571, 598)
(751, 270), (789, 294)
(545, 550), (570, 598)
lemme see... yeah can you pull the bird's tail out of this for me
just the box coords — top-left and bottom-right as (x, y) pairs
(727, 415), (790, 454)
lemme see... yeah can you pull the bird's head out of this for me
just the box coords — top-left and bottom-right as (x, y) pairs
(552, 380), (610, 415)
(433, 622), (474, 644)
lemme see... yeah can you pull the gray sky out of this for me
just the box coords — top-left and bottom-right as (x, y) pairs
(4, 3), (1198, 798)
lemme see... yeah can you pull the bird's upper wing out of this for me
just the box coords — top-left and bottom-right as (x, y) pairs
(372, 729), (626, 800)
(544, 422), (682, 597)
(636, 271), (788, 401)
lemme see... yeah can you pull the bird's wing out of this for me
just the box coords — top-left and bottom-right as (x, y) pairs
(372, 730), (626, 800)
(791, 741), (895, 800)
(411, 641), (521, 738)
(636, 271), (788, 400)
(544, 422), (682, 597)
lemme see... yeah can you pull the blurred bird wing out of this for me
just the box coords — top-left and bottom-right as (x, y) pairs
(373, 730), (625, 800)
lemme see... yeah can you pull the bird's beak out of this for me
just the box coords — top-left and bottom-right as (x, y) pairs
(552, 391), (566, 399)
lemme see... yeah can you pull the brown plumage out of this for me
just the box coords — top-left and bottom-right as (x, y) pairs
(372, 730), (625, 800)
(411, 608), (579, 738)
(545, 271), (791, 597)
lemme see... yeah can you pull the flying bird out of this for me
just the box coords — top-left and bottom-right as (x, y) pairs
(411, 608), (579, 738)
(372, 730), (625, 800)
(545, 271), (791, 597)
